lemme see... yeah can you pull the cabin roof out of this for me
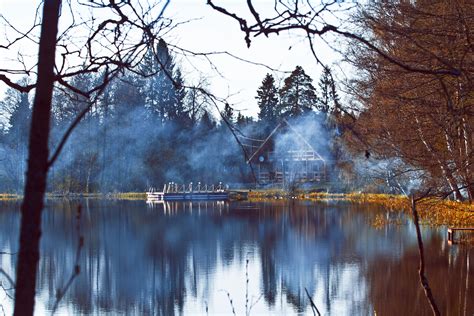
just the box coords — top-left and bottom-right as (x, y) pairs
(246, 118), (325, 164)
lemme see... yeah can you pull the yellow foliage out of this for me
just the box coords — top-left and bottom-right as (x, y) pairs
(248, 191), (474, 227)
(111, 192), (147, 200)
(0, 193), (21, 201)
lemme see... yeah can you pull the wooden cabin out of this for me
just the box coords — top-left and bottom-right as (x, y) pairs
(247, 119), (326, 187)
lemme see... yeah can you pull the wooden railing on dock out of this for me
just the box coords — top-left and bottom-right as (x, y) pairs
(447, 227), (474, 244)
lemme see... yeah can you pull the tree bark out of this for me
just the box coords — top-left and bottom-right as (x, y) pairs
(13, 1), (61, 315)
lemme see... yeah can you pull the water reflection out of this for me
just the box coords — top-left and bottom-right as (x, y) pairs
(0, 200), (472, 315)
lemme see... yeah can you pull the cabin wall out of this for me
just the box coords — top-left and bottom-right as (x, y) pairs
(256, 157), (327, 187)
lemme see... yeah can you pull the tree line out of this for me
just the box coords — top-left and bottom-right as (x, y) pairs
(0, 40), (344, 193)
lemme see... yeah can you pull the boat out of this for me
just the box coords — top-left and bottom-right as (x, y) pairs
(146, 182), (229, 202)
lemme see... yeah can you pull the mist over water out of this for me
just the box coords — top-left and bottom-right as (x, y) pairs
(0, 199), (472, 315)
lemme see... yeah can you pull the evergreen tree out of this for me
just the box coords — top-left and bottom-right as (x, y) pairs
(155, 39), (176, 121)
(1, 87), (31, 192)
(236, 112), (246, 126)
(236, 113), (254, 127)
(113, 72), (146, 117)
(279, 66), (318, 118)
(184, 77), (211, 126)
(7, 92), (31, 143)
(170, 68), (188, 125)
(256, 73), (279, 123)
(141, 45), (163, 120)
(199, 111), (216, 133)
(222, 103), (234, 123)
(317, 67), (340, 114)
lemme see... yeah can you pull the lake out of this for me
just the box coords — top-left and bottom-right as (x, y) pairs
(0, 199), (472, 315)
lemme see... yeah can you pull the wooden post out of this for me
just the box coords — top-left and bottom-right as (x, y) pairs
(447, 228), (453, 243)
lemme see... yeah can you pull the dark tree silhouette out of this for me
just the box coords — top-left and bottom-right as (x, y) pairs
(279, 66), (318, 118)
(0, 1), (175, 314)
(256, 73), (279, 125)
(13, 1), (62, 314)
(222, 103), (235, 123)
(316, 67), (339, 114)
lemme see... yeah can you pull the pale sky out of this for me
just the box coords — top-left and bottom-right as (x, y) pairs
(0, 0), (343, 117)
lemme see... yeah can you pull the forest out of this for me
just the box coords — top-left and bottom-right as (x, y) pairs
(1, 1), (471, 201)
(0, 42), (346, 193)
(0, 0), (472, 315)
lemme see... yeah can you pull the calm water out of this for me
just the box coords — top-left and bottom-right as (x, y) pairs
(0, 199), (472, 315)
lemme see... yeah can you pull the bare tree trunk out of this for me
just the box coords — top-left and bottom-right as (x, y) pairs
(415, 116), (463, 200)
(461, 117), (473, 202)
(13, 1), (61, 315)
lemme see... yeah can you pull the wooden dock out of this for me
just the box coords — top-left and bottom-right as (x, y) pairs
(147, 182), (229, 202)
(447, 227), (474, 244)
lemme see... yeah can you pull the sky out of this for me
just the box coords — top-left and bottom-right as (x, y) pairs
(0, 0), (342, 117)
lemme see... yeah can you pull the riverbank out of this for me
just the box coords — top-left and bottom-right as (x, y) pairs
(0, 193), (21, 200)
(247, 191), (474, 227)
(3, 191), (472, 227)
(0, 192), (147, 200)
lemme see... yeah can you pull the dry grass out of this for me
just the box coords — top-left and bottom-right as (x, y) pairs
(110, 192), (147, 200)
(248, 191), (474, 227)
(0, 193), (21, 201)
(333, 193), (474, 227)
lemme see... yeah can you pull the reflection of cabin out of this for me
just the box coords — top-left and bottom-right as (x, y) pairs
(247, 119), (326, 187)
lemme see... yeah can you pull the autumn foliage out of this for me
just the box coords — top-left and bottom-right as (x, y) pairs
(347, 1), (473, 201)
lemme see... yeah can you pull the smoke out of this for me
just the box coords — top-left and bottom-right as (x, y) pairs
(349, 156), (425, 195)
(273, 113), (332, 162)
(46, 106), (250, 193)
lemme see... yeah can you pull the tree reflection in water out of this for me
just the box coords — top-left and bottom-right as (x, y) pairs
(0, 199), (472, 315)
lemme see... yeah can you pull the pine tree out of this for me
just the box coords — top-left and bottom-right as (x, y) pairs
(222, 103), (234, 123)
(156, 39), (176, 121)
(317, 67), (340, 114)
(53, 72), (96, 122)
(236, 112), (246, 126)
(142, 39), (176, 121)
(279, 66), (317, 118)
(199, 111), (216, 133)
(1, 88), (31, 192)
(170, 68), (188, 125)
(256, 73), (279, 123)
(8, 92), (31, 144)
(113, 72), (146, 117)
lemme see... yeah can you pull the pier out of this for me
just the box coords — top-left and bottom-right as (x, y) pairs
(447, 227), (474, 244)
(147, 182), (229, 202)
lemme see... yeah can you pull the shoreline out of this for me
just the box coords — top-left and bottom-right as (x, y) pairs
(1, 192), (472, 227)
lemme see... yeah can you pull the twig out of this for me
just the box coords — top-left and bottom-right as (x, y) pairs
(305, 287), (321, 316)
(0, 268), (15, 288)
(248, 294), (263, 315)
(220, 290), (237, 316)
(0, 283), (14, 300)
(245, 258), (249, 316)
(411, 196), (440, 316)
